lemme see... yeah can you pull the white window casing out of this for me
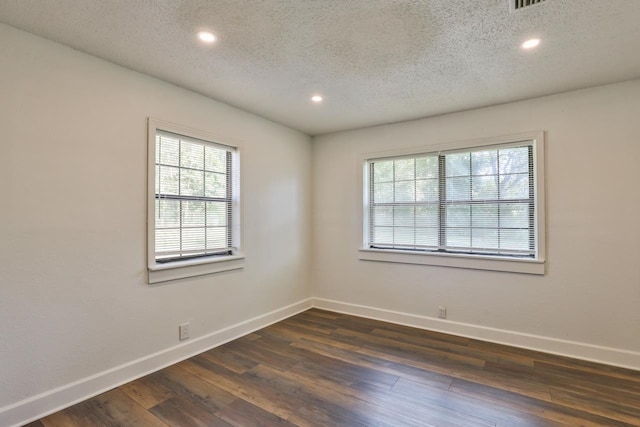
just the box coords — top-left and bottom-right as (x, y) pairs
(147, 118), (243, 284)
(360, 131), (546, 275)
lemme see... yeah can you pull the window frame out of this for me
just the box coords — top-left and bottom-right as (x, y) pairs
(359, 131), (546, 275)
(147, 118), (244, 284)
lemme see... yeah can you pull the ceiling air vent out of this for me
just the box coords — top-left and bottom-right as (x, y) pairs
(511, 0), (546, 12)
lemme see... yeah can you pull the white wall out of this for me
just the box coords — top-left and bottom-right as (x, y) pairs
(312, 79), (640, 366)
(2, 19), (640, 426)
(0, 23), (311, 419)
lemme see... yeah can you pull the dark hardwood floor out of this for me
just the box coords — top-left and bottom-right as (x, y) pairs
(26, 309), (640, 426)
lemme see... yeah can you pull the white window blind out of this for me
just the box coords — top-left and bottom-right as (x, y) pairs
(367, 142), (536, 257)
(154, 130), (234, 262)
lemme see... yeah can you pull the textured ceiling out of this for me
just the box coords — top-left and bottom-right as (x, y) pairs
(1, 0), (640, 135)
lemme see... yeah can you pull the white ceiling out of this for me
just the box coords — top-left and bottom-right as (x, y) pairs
(1, 0), (640, 135)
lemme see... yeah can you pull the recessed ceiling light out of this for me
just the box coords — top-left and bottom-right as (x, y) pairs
(311, 95), (323, 103)
(197, 31), (217, 43)
(522, 38), (541, 49)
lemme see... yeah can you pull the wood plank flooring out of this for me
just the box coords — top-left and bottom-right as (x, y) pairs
(26, 309), (640, 426)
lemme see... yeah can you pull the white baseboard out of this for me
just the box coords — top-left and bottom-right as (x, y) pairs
(312, 297), (640, 371)
(5, 296), (639, 427)
(1, 298), (313, 427)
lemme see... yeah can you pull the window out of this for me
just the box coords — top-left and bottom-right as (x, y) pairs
(361, 132), (545, 274)
(147, 119), (243, 283)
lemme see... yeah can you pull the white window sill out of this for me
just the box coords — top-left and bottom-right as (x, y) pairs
(359, 248), (545, 275)
(148, 254), (245, 284)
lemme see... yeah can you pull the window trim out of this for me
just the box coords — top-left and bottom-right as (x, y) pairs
(359, 131), (546, 275)
(147, 118), (244, 284)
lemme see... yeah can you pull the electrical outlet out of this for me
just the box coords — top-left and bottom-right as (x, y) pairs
(438, 306), (447, 319)
(179, 323), (190, 341)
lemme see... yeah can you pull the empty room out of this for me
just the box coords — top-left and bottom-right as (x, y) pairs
(1, 0), (639, 426)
